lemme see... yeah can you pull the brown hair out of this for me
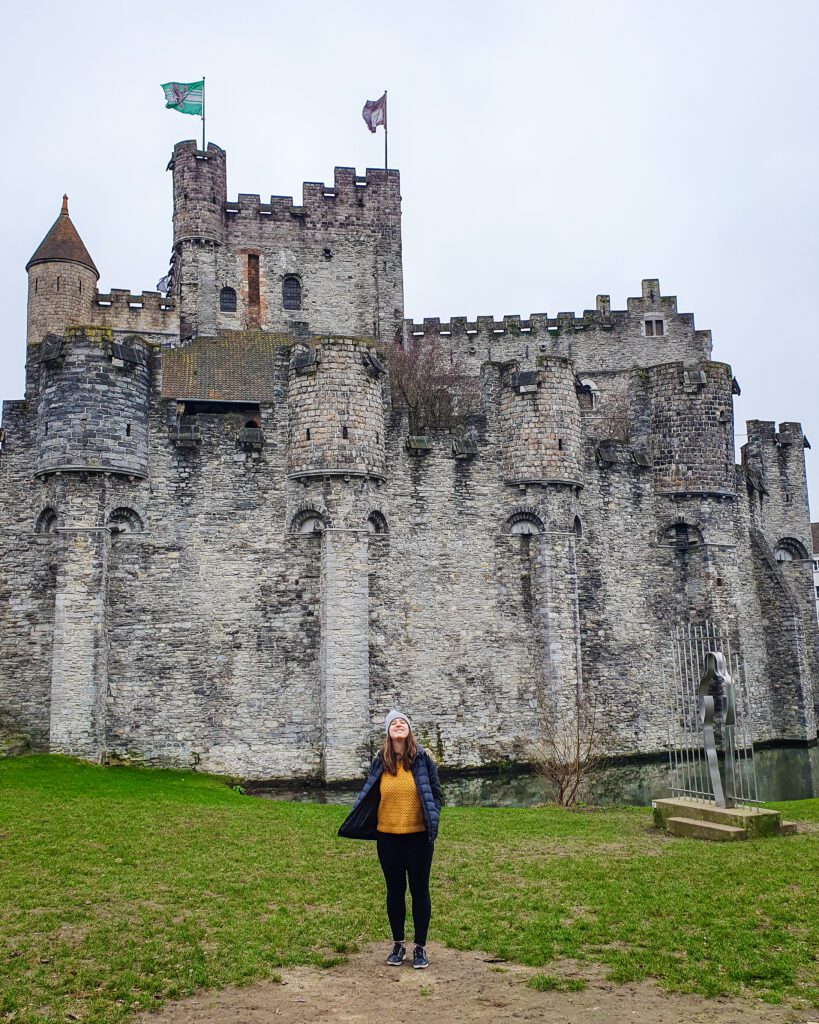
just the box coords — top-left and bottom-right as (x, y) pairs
(381, 724), (418, 775)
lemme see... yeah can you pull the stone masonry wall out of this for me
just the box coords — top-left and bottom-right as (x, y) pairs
(171, 142), (404, 344)
(35, 331), (151, 477)
(287, 338), (387, 480)
(1, 133), (817, 778)
(498, 357), (582, 484)
(649, 360), (736, 496)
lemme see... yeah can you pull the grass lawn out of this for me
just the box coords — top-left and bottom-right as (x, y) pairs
(0, 755), (817, 1023)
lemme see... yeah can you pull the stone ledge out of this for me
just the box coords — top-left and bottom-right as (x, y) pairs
(666, 816), (748, 841)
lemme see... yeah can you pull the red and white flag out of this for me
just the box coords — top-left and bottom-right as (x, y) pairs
(362, 93), (387, 133)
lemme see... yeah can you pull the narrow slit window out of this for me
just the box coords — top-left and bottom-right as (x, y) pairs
(306, 428), (311, 441)
(126, 423), (131, 437)
(342, 425), (348, 439)
(283, 275), (301, 310)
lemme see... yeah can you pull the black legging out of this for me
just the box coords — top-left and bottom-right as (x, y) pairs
(376, 831), (434, 946)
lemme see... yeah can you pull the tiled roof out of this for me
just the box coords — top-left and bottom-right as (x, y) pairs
(811, 522), (819, 555)
(160, 331), (292, 401)
(26, 196), (99, 276)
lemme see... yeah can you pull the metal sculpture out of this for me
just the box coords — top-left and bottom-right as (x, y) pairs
(697, 651), (736, 808)
(662, 622), (760, 808)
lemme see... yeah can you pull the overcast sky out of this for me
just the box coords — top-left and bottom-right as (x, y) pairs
(3, 0), (818, 516)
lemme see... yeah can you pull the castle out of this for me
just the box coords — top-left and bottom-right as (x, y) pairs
(0, 139), (816, 781)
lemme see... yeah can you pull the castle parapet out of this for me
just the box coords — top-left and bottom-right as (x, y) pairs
(402, 279), (713, 373)
(218, 167), (401, 227)
(93, 290), (177, 336)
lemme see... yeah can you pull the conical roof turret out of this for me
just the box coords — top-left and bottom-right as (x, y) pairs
(26, 195), (99, 277)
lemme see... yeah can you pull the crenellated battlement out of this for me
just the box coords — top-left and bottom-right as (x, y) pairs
(92, 289), (178, 336)
(219, 169), (400, 226)
(402, 279), (712, 374)
(405, 280), (698, 337)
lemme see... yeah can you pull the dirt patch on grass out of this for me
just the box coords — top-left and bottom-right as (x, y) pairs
(136, 942), (811, 1024)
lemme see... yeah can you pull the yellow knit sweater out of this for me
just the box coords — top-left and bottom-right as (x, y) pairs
(377, 763), (426, 834)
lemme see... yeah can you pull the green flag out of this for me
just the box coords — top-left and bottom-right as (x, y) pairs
(161, 80), (204, 116)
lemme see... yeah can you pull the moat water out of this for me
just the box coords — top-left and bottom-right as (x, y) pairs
(251, 744), (819, 808)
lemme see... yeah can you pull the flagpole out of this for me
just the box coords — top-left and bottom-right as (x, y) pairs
(201, 77), (206, 150)
(384, 89), (388, 172)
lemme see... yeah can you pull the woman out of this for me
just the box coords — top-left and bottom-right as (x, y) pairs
(338, 710), (443, 969)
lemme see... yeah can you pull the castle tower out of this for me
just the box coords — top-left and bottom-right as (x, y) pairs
(170, 141), (227, 338)
(648, 361), (735, 497)
(170, 141), (403, 342)
(287, 337), (387, 481)
(286, 336), (387, 780)
(26, 197), (151, 480)
(741, 419), (818, 736)
(26, 196), (98, 344)
(24, 202), (150, 760)
(499, 356), (585, 728)
(499, 357), (583, 487)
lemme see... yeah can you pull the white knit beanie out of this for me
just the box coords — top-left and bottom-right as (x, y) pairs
(385, 709), (412, 734)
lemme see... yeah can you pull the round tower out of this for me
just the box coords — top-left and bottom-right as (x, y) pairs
(649, 361), (735, 496)
(170, 141), (226, 337)
(36, 332), (151, 478)
(171, 140), (226, 246)
(26, 196), (98, 344)
(499, 357), (583, 486)
(287, 338), (386, 480)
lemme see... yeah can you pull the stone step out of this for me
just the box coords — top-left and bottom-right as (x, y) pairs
(666, 816), (748, 841)
(653, 797), (781, 838)
(778, 821), (798, 836)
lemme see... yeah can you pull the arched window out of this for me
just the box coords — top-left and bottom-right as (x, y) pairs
(573, 515), (583, 540)
(774, 537), (808, 562)
(282, 275), (302, 310)
(660, 521), (703, 548)
(220, 287), (237, 312)
(366, 511), (389, 535)
(107, 507), (143, 534)
(579, 378), (600, 411)
(507, 511), (544, 535)
(35, 508), (58, 534)
(290, 509), (326, 535)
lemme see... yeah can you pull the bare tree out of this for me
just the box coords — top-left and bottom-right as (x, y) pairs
(530, 698), (606, 806)
(594, 389), (632, 443)
(385, 336), (481, 434)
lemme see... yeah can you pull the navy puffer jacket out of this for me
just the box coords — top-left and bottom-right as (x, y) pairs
(338, 747), (443, 845)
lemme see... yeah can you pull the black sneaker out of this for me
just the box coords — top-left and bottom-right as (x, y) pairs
(412, 945), (429, 969)
(387, 941), (406, 966)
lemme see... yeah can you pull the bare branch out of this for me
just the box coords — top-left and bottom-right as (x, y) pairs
(384, 337), (481, 434)
(529, 694), (607, 806)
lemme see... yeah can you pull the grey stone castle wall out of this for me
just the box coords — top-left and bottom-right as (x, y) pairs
(0, 138), (816, 781)
(34, 331), (151, 477)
